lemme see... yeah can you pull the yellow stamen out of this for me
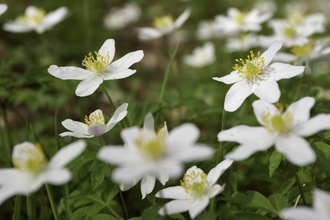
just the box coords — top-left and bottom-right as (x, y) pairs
(233, 51), (265, 80)
(233, 11), (247, 25)
(82, 51), (110, 74)
(153, 15), (173, 29)
(290, 42), (312, 58)
(180, 167), (209, 198)
(18, 7), (46, 25)
(85, 110), (105, 127)
(261, 105), (293, 134)
(282, 25), (296, 38)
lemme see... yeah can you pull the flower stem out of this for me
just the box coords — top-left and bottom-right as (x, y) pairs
(83, 0), (92, 51)
(158, 42), (181, 105)
(26, 195), (35, 220)
(45, 184), (61, 220)
(12, 195), (21, 220)
(291, 165), (307, 205)
(119, 190), (129, 220)
(1, 106), (13, 161)
(101, 84), (126, 128)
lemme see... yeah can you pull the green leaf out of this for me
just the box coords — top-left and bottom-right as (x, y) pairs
(90, 160), (111, 191)
(247, 191), (278, 215)
(268, 193), (288, 212)
(70, 204), (104, 220)
(169, 213), (185, 220)
(141, 205), (163, 220)
(314, 142), (330, 176)
(89, 214), (118, 220)
(268, 150), (283, 177)
(233, 212), (272, 220)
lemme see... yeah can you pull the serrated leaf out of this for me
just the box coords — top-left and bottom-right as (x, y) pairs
(89, 214), (118, 220)
(169, 213), (185, 220)
(268, 193), (288, 212)
(141, 205), (163, 220)
(247, 191), (278, 215)
(70, 204), (104, 220)
(90, 160), (111, 191)
(233, 212), (272, 220)
(269, 150), (283, 177)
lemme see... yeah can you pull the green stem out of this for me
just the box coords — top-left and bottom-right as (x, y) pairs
(45, 184), (61, 220)
(119, 190), (129, 220)
(218, 108), (226, 163)
(11, 195), (21, 220)
(61, 184), (71, 218)
(158, 42), (181, 105)
(83, 0), (92, 51)
(2, 107), (12, 165)
(26, 195), (34, 220)
(291, 166), (307, 205)
(101, 84), (126, 128)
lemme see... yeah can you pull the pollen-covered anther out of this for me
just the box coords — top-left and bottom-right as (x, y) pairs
(18, 7), (46, 25)
(85, 111), (105, 127)
(282, 25), (296, 38)
(233, 11), (247, 25)
(290, 43), (312, 58)
(153, 15), (173, 29)
(262, 110), (293, 134)
(135, 129), (166, 160)
(180, 168), (210, 198)
(82, 51), (111, 74)
(233, 51), (265, 80)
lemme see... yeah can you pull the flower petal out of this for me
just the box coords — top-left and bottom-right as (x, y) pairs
(156, 186), (190, 199)
(173, 144), (214, 162)
(275, 134), (316, 166)
(207, 159), (233, 185)
(141, 174), (156, 199)
(261, 41), (283, 66)
(136, 27), (163, 41)
(281, 207), (324, 220)
(75, 75), (103, 97)
(88, 125), (107, 136)
(3, 22), (33, 33)
(252, 99), (281, 126)
(224, 80), (253, 112)
(173, 8), (190, 28)
(189, 197), (210, 219)
(286, 97), (315, 127)
(48, 140), (86, 169)
(110, 50), (144, 69)
(103, 68), (136, 80)
(60, 119), (89, 136)
(213, 71), (242, 85)
(143, 112), (154, 130)
(111, 163), (153, 184)
(48, 65), (92, 80)
(97, 146), (139, 165)
(168, 123), (199, 147)
(42, 168), (71, 185)
(313, 189), (330, 215)
(99, 39), (115, 63)
(59, 131), (93, 138)
(158, 199), (194, 216)
(295, 114), (330, 137)
(119, 179), (139, 192)
(206, 184), (224, 198)
(253, 77), (280, 103)
(106, 103), (128, 131)
(42, 7), (68, 30)
(269, 63), (305, 80)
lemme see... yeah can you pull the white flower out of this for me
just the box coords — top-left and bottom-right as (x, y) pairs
(281, 189), (330, 220)
(218, 97), (330, 166)
(3, 6), (68, 34)
(60, 103), (128, 138)
(226, 33), (259, 52)
(103, 3), (141, 30)
(48, 39), (144, 97)
(136, 8), (190, 41)
(213, 41), (304, 112)
(183, 42), (215, 67)
(156, 159), (233, 219)
(0, 4), (7, 16)
(0, 140), (86, 205)
(274, 38), (330, 64)
(97, 113), (214, 198)
(196, 20), (219, 40)
(213, 7), (272, 36)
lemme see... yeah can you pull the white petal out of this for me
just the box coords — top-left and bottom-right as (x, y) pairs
(269, 63), (305, 80)
(173, 144), (214, 162)
(173, 8), (190, 28)
(253, 77), (280, 103)
(60, 119), (89, 136)
(103, 68), (136, 80)
(88, 125), (107, 136)
(42, 7), (68, 30)
(168, 123), (199, 146)
(252, 99), (281, 126)
(261, 41), (283, 66)
(206, 184), (224, 198)
(97, 147), (138, 165)
(59, 131), (93, 138)
(120, 127), (141, 150)
(281, 207), (324, 220)
(42, 168), (71, 185)
(110, 50), (144, 69)
(3, 22), (33, 33)
(207, 159), (233, 186)
(112, 164), (153, 184)
(273, 52), (297, 62)
(143, 113), (154, 130)
(287, 97), (315, 126)
(99, 39), (115, 63)
(141, 175), (156, 199)
(313, 189), (330, 215)
(0, 4), (7, 15)
(158, 199), (194, 216)
(48, 140), (86, 169)
(136, 27), (163, 41)
(47, 65), (92, 80)
(0, 187), (18, 205)
(224, 81), (253, 112)
(156, 172), (169, 185)
(295, 114), (330, 137)
(106, 103), (128, 131)
(156, 186), (190, 199)
(213, 71), (242, 85)
(189, 197), (209, 219)
(75, 75), (103, 97)
(275, 135), (316, 166)
(119, 179), (139, 192)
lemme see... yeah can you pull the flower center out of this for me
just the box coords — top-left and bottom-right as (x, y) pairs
(261, 106), (293, 134)
(233, 11), (247, 25)
(180, 166), (209, 198)
(82, 51), (110, 74)
(18, 7), (46, 26)
(134, 128), (166, 160)
(85, 110), (105, 127)
(233, 51), (265, 80)
(290, 42), (312, 58)
(12, 142), (48, 174)
(281, 25), (296, 38)
(153, 15), (173, 29)
(288, 11), (304, 25)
